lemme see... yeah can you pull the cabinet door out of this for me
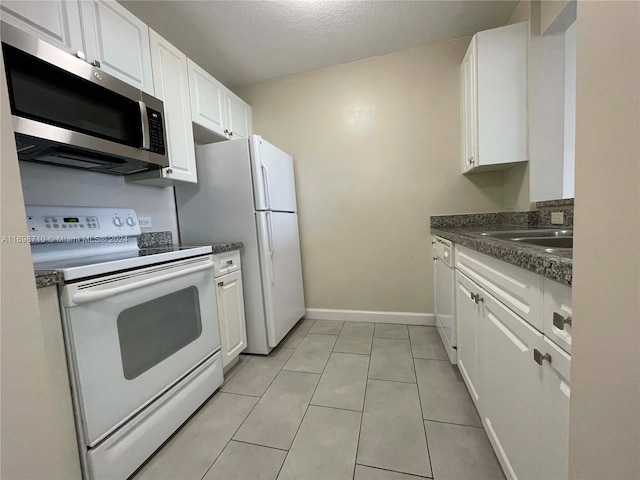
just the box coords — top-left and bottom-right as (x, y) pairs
(481, 288), (543, 480)
(455, 271), (482, 408)
(0, 0), (84, 54)
(216, 270), (247, 368)
(537, 337), (571, 480)
(225, 90), (252, 139)
(188, 59), (228, 139)
(148, 30), (197, 184)
(79, 0), (154, 95)
(461, 38), (478, 173)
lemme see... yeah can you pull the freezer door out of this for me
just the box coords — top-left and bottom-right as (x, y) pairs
(251, 135), (298, 212)
(256, 211), (306, 347)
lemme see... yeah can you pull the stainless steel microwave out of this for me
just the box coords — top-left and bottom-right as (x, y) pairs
(1, 23), (169, 175)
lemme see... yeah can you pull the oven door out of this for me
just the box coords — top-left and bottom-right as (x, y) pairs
(60, 255), (220, 447)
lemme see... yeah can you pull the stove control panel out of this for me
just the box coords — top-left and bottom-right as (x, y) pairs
(26, 205), (141, 243)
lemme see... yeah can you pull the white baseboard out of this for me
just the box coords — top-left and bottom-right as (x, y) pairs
(304, 308), (436, 326)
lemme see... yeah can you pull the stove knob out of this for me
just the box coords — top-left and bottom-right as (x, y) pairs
(126, 217), (136, 227)
(113, 217), (123, 227)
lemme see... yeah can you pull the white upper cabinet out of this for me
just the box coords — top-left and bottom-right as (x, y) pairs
(225, 90), (252, 139)
(0, 0), (85, 54)
(127, 30), (196, 186)
(79, 0), (154, 95)
(1, 0), (154, 95)
(461, 22), (528, 173)
(188, 59), (252, 143)
(188, 59), (227, 140)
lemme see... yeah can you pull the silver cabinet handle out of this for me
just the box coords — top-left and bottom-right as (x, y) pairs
(533, 349), (552, 366)
(229, 131), (233, 136)
(553, 312), (572, 330)
(469, 292), (484, 304)
(226, 260), (233, 265)
(218, 281), (224, 287)
(75, 50), (86, 60)
(92, 59), (101, 68)
(468, 156), (475, 165)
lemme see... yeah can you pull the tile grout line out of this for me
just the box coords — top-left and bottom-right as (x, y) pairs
(308, 403), (365, 414)
(355, 462), (434, 479)
(198, 392), (261, 480)
(275, 327), (335, 479)
(200, 341), (303, 480)
(332, 349), (372, 356)
(229, 438), (289, 452)
(423, 417), (485, 429)
(412, 354), (435, 480)
(352, 345), (372, 480)
(367, 376), (417, 385)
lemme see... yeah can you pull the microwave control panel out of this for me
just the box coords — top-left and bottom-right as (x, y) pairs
(147, 108), (166, 155)
(26, 205), (141, 243)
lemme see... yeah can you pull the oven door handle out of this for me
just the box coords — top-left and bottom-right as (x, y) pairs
(71, 261), (214, 305)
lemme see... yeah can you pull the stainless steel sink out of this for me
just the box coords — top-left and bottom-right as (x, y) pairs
(478, 229), (573, 239)
(514, 237), (573, 248)
(474, 229), (573, 252)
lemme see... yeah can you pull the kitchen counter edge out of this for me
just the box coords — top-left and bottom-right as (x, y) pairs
(430, 226), (572, 287)
(34, 242), (244, 288)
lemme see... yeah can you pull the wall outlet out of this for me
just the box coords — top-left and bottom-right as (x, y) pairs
(138, 216), (152, 228)
(551, 211), (564, 225)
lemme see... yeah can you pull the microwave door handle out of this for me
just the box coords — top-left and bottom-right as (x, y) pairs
(71, 261), (214, 305)
(138, 101), (150, 150)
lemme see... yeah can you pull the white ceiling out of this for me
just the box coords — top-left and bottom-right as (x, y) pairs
(120, 0), (518, 90)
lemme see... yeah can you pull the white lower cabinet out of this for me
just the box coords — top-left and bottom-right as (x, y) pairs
(455, 271), (482, 408)
(538, 337), (571, 480)
(480, 282), (544, 480)
(213, 253), (247, 368)
(455, 246), (571, 480)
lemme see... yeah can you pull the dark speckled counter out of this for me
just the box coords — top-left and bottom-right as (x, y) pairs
(35, 270), (64, 289)
(210, 242), (243, 254)
(34, 231), (243, 288)
(431, 211), (573, 286)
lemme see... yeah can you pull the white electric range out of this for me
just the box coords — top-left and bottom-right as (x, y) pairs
(28, 205), (223, 480)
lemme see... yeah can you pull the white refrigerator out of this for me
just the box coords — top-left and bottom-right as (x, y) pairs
(175, 135), (305, 354)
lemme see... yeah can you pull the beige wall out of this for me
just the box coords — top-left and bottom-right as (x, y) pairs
(569, 1), (640, 478)
(241, 38), (505, 313)
(502, 0), (532, 211)
(0, 56), (80, 479)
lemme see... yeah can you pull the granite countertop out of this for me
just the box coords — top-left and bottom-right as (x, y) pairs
(34, 231), (244, 289)
(210, 242), (243, 254)
(35, 270), (64, 289)
(430, 212), (573, 286)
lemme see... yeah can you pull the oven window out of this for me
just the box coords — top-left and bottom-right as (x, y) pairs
(117, 287), (202, 380)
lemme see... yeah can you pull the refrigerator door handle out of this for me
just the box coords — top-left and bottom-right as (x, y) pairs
(261, 164), (272, 210)
(266, 212), (275, 285)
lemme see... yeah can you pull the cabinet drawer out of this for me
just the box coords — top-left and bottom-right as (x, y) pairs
(213, 250), (241, 278)
(455, 245), (543, 330)
(542, 278), (572, 354)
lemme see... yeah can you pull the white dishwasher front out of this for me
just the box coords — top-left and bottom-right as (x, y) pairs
(433, 235), (456, 363)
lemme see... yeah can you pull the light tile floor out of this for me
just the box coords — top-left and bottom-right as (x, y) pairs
(133, 320), (505, 480)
